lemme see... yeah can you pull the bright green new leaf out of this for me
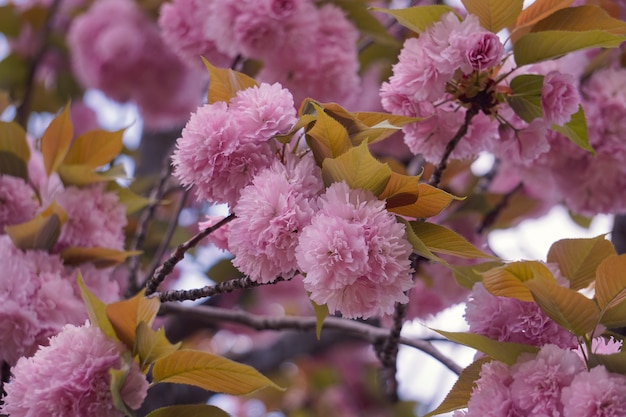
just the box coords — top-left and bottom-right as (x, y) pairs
(306, 102), (352, 165)
(424, 357), (492, 417)
(310, 298), (329, 340)
(531, 6), (626, 34)
(433, 329), (539, 365)
(514, 0), (573, 29)
(547, 235), (616, 290)
(109, 359), (135, 417)
(551, 105), (594, 154)
(63, 128), (125, 168)
(202, 58), (258, 104)
(513, 30), (626, 66)
(5, 201), (66, 251)
(106, 290), (161, 351)
(60, 247), (142, 268)
(451, 261), (504, 290)
(410, 222), (495, 259)
(481, 260), (555, 302)
(595, 254), (626, 328)
(0, 121), (29, 179)
(398, 218), (442, 263)
(135, 323), (182, 373)
(371, 5), (456, 33)
(152, 350), (283, 395)
(461, 0), (523, 33)
(145, 405), (231, 417)
(77, 274), (118, 340)
(525, 275), (600, 336)
(321, 141), (392, 196)
(41, 104), (73, 176)
(506, 74), (544, 123)
(330, 0), (398, 46)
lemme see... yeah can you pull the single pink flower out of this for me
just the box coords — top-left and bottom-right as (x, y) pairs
(541, 70), (580, 126)
(465, 31), (504, 72)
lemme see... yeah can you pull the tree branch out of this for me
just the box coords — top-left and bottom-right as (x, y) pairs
(159, 302), (463, 376)
(477, 182), (523, 234)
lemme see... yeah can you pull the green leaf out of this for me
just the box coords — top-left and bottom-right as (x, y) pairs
(106, 290), (161, 351)
(547, 235), (616, 290)
(425, 357), (492, 417)
(505, 74), (544, 123)
(321, 140), (392, 196)
(5, 201), (66, 251)
(398, 217), (442, 263)
(77, 274), (118, 340)
(57, 164), (111, 186)
(461, 0), (523, 33)
(433, 329), (539, 364)
(590, 350), (626, 375)
(551, 105), (594, 154)
(531, 6), (626, 34)
(152, 350), (283, 395)
(330, 0), (398, 46)
(0, 5), (21, 37)
(306, 102), (352, 165)
(525, 275), (600, 336)
(63, 128), (125, 168)
(41, 104), (73, 176)
(207, 258), (245, 283)
(451, 261), (504, 290)
(135, 323), (182, 373)
(311, 299), (329, 340)
(481, 260), (554, 302)
(0, 54), (28, 90)
(109, 360), (135, 417)
(145, 405), (231, 417)
(109, 184), (153, 215)
(409, 222), (495, 260)
(371, 5), (456, 33)
(60, 247), (142, 268)
(0, 121), (29, 179)
(513, 30), (626, 66)
(595, 255), (626, 328)
(202, 58), (258, 104)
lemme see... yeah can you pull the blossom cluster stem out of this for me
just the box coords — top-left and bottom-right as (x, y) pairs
(144, 214), (236, 296)
(428, 107), (478, 188)
(160, 302), (462, 375)
(477, 182), (523, 233)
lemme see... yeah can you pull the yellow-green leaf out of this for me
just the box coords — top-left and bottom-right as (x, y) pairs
(109, 184), (153, 215)
(145, 405), (231, 417)
(321, 140), (392, 196)
(306, 102), (352, 165)
(514, 0), (573, 29)
(331, 0), (398, 46)
(135, 322), (182, 372)
(461, 0), (523, 33)
(410, 222), (495, 259)
(378, 171), (420, 214)
(371, 6), (456, 34)
(57, 164), (110, 186)
(152, 350), (282, 395)
(413, 183), (460, 218)
(531, 6), (626, 34)
(433, 329), (539, 365)
(398, 217), (442, 263)
(349, 112), (420, 146)
(5, 201), (66, 251)
(0, 121), (29, 179)
(551, 105), (594, 154)
(311, 299), (329, 341)
(481, 260), (555, 302)
(77, 274), (118, 340)
(513, 30), (626, 66)
(202, 58), (258, 104)
(547, 235), (616, 290)
(106, 290), (161, 351)
(60, 247), (142, 268)
(63, 128), (125, 168)
(525, 275), (600, 336)
(424, 357), (492, 417)
(596, 254), (626, 328)
(505, 74), (544, 123)
(109, 360), (134, 417)
(41, 104), (73, 176)
(451, 261), (504, 289)
(590, 350), (626, 375)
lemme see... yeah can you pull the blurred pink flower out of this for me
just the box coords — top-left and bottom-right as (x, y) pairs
(561, 365), (626, 417)
(0, 175), (38, 232)
(541, 71), (580, 126)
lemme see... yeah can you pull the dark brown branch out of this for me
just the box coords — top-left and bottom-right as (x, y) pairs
(376, 301), (408, 402)
(428, 107), (478, 188)
(477, 182), (523, 234)
(155, 275), (289, 303)
(159, 302), (463, 376)
(0, 360), (9, 405)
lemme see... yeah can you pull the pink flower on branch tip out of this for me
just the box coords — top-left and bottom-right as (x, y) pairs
(1, 323), (149, 417)
(295, 182), (413, 319)
(541, 71), (580, 126)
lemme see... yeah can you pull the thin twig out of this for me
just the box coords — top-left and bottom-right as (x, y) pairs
(126, 145), (177, 296)
(155, 275), (289, 303)
(159, 302), (463, 376)
(144, 214), (236, 296)
(15, 0), (63, 128)
(139, 189), (190, 289)
(477, 182), (524, 234)
(428, 108), (478, 188)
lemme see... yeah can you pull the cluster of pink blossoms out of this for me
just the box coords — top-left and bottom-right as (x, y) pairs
(1, 323), (149, 417)
(455, 344), (626, 417)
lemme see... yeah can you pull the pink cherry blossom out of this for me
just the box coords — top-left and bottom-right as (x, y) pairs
(456, 360), (519, 417)
(295, 182), (413, 319)
(464, 31), (504, 72)
(561, 365), (626, 417)
(541, 71), (581, 126)
(0, 175), (38, 232)
(1, 323), (149, 417)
